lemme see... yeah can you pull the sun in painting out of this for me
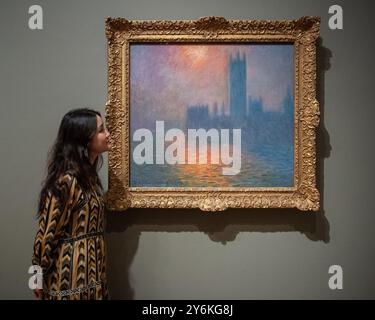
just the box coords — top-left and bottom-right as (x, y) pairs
(181, 46), (209, 68)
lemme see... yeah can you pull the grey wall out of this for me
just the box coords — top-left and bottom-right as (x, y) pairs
(1, 0), (374, 299)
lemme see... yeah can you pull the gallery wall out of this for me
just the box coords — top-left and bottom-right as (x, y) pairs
(0, 0), (374, 299)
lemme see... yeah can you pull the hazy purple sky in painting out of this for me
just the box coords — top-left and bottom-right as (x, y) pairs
(130, 43), (293, 129)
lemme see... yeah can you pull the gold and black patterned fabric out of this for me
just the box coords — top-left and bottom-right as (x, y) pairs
(32, 173), (109, 300)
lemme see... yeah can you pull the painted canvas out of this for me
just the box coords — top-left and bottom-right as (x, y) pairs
(129, 43), (294, 188)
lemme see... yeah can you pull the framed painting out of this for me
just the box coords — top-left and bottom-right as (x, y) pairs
(105, 16), (320, 212)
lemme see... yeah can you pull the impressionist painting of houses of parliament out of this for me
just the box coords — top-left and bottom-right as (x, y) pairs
(130, 43), (294, 188)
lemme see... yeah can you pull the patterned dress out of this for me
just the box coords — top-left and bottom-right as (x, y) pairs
(32, 173), (109, 300)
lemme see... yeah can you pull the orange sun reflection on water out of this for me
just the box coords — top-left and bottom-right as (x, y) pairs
(171, 143), (242, 187)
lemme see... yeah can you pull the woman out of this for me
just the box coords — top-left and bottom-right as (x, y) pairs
(32, 108), (111, 300)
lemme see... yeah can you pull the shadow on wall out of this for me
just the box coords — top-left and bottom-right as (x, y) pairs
(104, 37), (332, 300)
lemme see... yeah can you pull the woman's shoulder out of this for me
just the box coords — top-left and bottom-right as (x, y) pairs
(56, 171), (77, 188)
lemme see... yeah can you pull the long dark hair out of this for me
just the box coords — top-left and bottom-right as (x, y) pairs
(37, 108), (104, 217)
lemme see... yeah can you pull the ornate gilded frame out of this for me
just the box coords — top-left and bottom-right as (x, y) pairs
(105, 16), (320, 212)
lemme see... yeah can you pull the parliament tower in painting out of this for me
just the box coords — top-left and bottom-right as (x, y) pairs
(229, 52), (247, 123)
(186, 50), (249, 129)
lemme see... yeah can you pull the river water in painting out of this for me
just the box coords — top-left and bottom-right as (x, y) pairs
(130, 142), (294, 188)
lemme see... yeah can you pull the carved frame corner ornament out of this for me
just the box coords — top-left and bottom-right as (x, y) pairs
(105, 16), (321, 212)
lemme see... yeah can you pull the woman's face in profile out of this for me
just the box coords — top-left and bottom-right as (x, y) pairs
(88, 115), (111, 156)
